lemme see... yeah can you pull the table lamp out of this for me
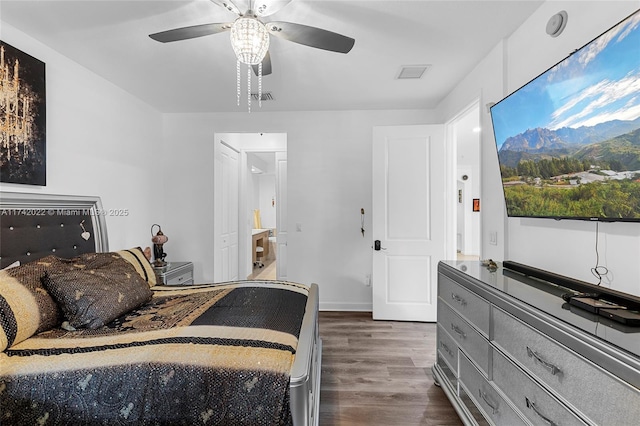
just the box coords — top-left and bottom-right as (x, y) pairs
(151, 224), (168, 267)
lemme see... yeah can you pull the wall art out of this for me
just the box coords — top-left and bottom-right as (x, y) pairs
(1, 41), (46, 185)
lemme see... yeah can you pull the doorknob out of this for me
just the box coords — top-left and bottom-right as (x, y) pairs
(374, 240), (387, 251)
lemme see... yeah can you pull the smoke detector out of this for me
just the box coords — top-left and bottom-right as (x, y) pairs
(546, 11), (568, 37)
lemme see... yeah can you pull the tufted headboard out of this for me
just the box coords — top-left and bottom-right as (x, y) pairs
(0, 192), (108, 269)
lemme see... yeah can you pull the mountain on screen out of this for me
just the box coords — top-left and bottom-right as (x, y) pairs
(498, 117), (640, 169)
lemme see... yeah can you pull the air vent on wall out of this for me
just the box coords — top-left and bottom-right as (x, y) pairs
(250, 92), (275, 101)
(396, 65), (431, 80)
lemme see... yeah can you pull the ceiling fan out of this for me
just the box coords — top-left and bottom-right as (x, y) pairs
(148, 0), (355, 77)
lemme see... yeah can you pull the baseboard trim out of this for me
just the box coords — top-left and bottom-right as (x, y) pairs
(320, 302), (372, 312)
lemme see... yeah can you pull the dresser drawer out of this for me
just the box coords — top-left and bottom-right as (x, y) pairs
(167, 271), (193, 285)
(493, 307), (640, 426)
(459, 352), (525, 426)
(437, 324), (458, 375)
(436, 353), (458, 390)
(439, 299), (490, 375)
(439, 274), (490, 336)
(166, 270), (193, 285)
(492, 348), (587, 426)
(154, 262), (194, 286)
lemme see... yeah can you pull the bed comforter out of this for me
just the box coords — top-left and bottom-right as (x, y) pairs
(0, 281), (309, 426)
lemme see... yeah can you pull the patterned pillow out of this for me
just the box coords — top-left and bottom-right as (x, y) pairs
(43, 253), (153, 329)
(116, 247), (157, 287)
(0, 256), (65, 352)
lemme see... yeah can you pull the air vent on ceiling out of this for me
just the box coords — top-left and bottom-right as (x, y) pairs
(250, 92), (275, 101)
(396, 65), (431, 80)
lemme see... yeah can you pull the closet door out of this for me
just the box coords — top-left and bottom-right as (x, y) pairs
(215, 142), (239, 282)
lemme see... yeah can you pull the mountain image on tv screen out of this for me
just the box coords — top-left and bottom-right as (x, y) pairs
(490, 9), (640, 222)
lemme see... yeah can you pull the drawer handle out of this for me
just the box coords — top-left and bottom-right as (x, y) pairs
(439, 341), (453, 357)
(451, 292), (467, 307)
(478, 389), (498, 415)
(451, 324), (466, 339)
(526, 397), (557, 426)
(526, 346), (562, 376)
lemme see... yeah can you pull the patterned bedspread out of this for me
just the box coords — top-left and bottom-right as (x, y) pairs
(0, 281), (309, 425)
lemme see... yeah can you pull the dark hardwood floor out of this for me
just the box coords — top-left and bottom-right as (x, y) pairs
(318, 311), (463, 425)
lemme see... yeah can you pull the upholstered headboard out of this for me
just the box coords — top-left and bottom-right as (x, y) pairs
(0, 192), (108, 268)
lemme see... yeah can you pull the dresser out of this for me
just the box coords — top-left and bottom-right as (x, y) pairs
(432, 260), (640, 426)
(153, 261), (194, 285)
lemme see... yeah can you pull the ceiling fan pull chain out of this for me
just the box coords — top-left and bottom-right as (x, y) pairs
(247, 65), (252, 113)
(258, 62), (263, 108)
(236, 60), (241, 107)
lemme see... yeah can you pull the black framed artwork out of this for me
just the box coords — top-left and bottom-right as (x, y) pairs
(0, 41), (46, 186)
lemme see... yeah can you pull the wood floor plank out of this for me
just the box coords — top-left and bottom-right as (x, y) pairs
(318, 311), (462, 425)
(322, 355), (417, 370)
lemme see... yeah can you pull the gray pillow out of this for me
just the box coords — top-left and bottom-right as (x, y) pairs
(44, 253), (153, 329)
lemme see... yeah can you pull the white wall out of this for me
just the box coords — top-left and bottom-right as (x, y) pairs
(0, 23), (163, 252)
(259, 175), (276, 229)
(162, 110), (436, 310)
(247, 152), (277, 229)
(437, 1), (640, 295)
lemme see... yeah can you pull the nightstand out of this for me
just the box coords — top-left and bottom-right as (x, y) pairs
(153, 261), (194, 285)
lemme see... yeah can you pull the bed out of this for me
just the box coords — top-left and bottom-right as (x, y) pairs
(0, 192), (322, 425)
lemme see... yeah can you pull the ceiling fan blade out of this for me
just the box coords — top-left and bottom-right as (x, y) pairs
(252, 51), (272, 76)
(252, 0), (293, 17)
(209, 0), (242, 16)
(267, 21), (355, 54)
(149, 23), (231, 43)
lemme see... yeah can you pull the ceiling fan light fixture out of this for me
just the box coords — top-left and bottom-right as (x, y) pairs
(230, 16), (270, 65)
(150, 1), (354, 113)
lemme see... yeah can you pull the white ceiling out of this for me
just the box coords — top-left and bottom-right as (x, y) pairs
(0, 0), (544, 113)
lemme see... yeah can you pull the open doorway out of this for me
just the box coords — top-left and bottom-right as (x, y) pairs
(247, 152), (277, 280)
(213, 132), (287, 283)
(450, 101), (481, 260)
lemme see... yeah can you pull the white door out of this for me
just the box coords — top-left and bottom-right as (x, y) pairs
(216, 142), (239, 282)
(372, 125), (446, 321)
(275, 151), (287, 280)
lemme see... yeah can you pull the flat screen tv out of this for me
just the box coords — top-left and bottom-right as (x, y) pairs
(490, 9), (640, 222)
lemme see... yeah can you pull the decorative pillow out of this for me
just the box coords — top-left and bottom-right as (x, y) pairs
(0, 256), (66, 352)
(116, 247), (157, 287)
(43, 253), (153, 329)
